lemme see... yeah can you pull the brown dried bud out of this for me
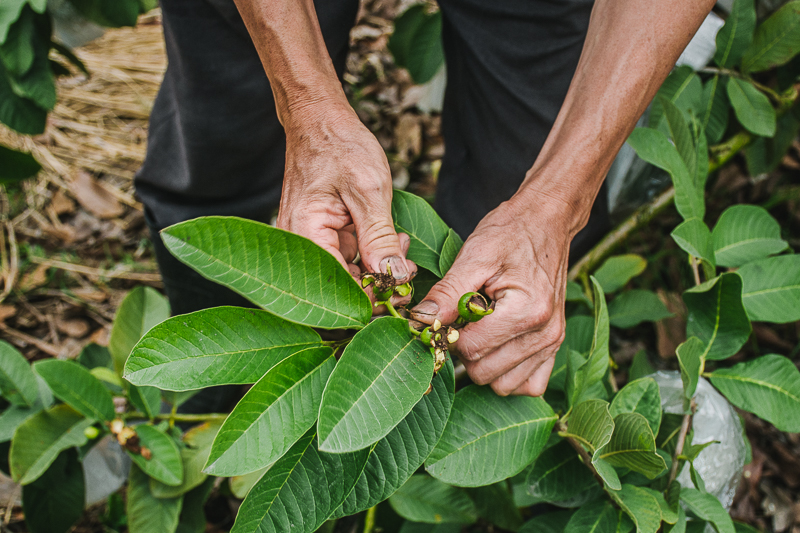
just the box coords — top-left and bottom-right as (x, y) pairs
(446, 327), (460, 344)
(140, 447), (152, 460)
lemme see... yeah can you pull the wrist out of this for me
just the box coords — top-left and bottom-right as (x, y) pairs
(282, 95), (358, 140)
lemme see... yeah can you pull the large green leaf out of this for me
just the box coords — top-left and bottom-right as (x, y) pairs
(127, 424), (184, 487)
(593, 255), (647, 294)
(109, 286), (170, 376)
(125, 307), (323, 390)
(519, 510), (574, 533)
(745, 112), (800, 176)
(662, 98), (697, 185)
(425, 385), (557, 486)
(741, 1), (800, 72)
(677, 337), (705, 406)
(570, 278), (610, 406)
(318, 317), (433, 453)
(21, 449), (85, 533)
(649, 67), (703, 130)
(609, 484), (663, 533)
(726, 77), (776, 137)
(388, 5), (444, 85)
(627, 128), (702, 221)
(333, 359), (455, 517)
(562, 399), (614, 454)
(0, 404), (41, 442)
(0, 59), (46, 134)
(162, 217), (371, 329)
(527, 440), (597, 503)
(389, 475), (478, 524)
(4, 24), (54, 111)
(680, 489), (735, 533)
(683, 273), (751, 361)
(596, 413), (666, 479)
(129, 384), (161, 419)
(711, 205), (787, 267)
(438, 228), (463, 275)
(699, 76), (730, 144)
(671, 218), (715, 266)
(175, 476), (215, 533)
(551, 315), (595, 392)
(127, 464), (183, 533)
(608, 290), (672, 329)
(0, 0), (26, 43)
(205, 347), (334, 476)
(230, 430), (369, 533)
(392, 190), (450, 276)
(714, 0), (756, 68)
(738, 255), (800, 323)
(707, 354), (800, 432)
(10, 404), (91, 485)
(0, 340), (38, 406)
(34, 359), (115, 421)
(66, 0), (141, 27)
(0, 145), (40, 184)
(466, 483), (523, 531)
(611, 378), (662, 435)
(565, 499), (619, 533)
(152, 421), (222, 499)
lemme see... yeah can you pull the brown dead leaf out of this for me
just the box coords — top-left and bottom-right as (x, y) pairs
(394, 114), (422, 162)
(18, 263), (50, 292)
(89, 326), (110, 346)
(56, 317), (90, 338)
(68, 171), (124, 219)
(0, 305), (15, 323)
(50, 188), (76, 215)
(72, 287), (108, 303)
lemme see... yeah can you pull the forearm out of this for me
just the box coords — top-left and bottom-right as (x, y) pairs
(515, 0), (715, 234)
(232, 0), (349, 126)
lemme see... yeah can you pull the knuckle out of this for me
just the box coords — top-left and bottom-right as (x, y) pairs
(490, 381), (512, 397)
(468, 366), (492, 386)
(527, 381), (547, 397)
(522, 299), (554, 330)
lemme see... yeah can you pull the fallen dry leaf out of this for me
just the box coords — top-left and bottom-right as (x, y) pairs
(89, 326), (110, 346)
(68, 171), (124, 219)
(18, 263), (50, 292)
(72, 286), (108, 303)
(0, 305), (15, 323)
(56, 317), (90, 338)
(50, 188), (76, 215)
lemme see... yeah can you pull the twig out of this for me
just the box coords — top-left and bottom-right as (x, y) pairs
(127, 411), (228, 423)
(363, 506), (377, 533)
(667, 399), (697, 486)
(28, 256), (161, 282)
(690, 256), (701, 286)
(557, 421), (605, 487)
(0, 324), (60, 357)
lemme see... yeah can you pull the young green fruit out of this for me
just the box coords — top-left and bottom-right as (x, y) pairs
(84, 426), (100, 439)
(457, 292), (493, 322)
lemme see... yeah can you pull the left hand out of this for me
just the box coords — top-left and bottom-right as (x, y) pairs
(411, 196), (573, 396)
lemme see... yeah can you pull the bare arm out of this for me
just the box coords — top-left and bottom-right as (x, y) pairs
(414, 0), (716, 396)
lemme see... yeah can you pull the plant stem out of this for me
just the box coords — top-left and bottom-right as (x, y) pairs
(384, 300), (421, 336)
(363, 506), (377, 533)
(168, 402), (178, 429)
(128, 411), (228, 423)
(557, 421), (605, 487)
(667, 399), (697, 486)
(690, 256), (701, 286)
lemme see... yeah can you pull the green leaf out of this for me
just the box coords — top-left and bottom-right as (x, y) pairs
(4, 26), (55, 111)
(10, 404), (91, 485)
(714, 0), (756, 68)
(527, 440), (597, 503)
(609, 484), (663, 533)
(594, 255), (647, 294)
(333, 358), (455, 517)
(565, 499), (619, 533)
(738, 255), (800, 323)
(726, 77), (776, 137)
(229, 468), (267, 499)
(129, 384), (161, 420)
(438, 228), (463, 275)
(649, 67), (703, 130)
(392, 190), (450, 276)
(425, 385), (557, 486)
(152, 421), (222, 499)
(0, 144), (40, 184)
(206, 347), (334, 476)
(162, 217), (371, 329)
(566, 281), (593, 307)
(689, 462), (706, 492)
(319, 317), (433, 453)
(466, 483), (523, 531)
(0, 404), (42, 442)
(110, 286), (170, 376)
(680, 488), (734, 533)
(0, 0), (26, 43)
(711, 205), (788, 267)
(562, 399), (614, 453)
(551, 315), (595, 392)
(683, 273), (752, 361)
(662, 98), (697, 179)
(0, 59), (46, 134)
(745, 112), (800, 176)
(176, 476), (215, 533)
(570, 277), (610, 406)
(597, 413), (666, 479)
(677, 337), (705, 404)
(399, 524), (462, 533)
(21, 449), (84, 533)
(230, 429), (370, 533)
(707, 354), (800, 432)
(34, 359), (115, 421)
(66, 0), (141, 27)
(594, 458), (622, 491)
(519, 510), (573, 533)
(611, 378), (662, 435)
(699, 76), (730, 144)
(77, 343), (112, 370)
(741, 1), (800, 72)
(609, 290), (672, 329)
(389, 475), (477, 524)
(629, 350), (655, 382)
(627, 128), (702, 221)
(127, 464), (183, 533)
(388, 5), (444, 85)
(127, 424), (184, 486)
(639, 487), (678, 524)
(125, 307), (323, 390)
(671, 218), (715, 266)
(0, 340), (38, 406)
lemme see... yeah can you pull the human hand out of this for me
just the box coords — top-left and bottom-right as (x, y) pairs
(411, 197), (572, 396)
(277, 101), (416, 308)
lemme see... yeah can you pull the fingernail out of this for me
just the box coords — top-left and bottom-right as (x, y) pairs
(412, 300), (439, 317)
(381, 256), (409, 280)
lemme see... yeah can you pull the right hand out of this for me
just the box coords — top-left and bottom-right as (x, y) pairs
(276, 100), (416, 305)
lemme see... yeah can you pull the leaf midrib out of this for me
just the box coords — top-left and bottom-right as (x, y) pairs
(743, 8), (800, 71)
(714, 236), (785, 256)
(743, 283), (800, 297)
(707, 371), (800, 403)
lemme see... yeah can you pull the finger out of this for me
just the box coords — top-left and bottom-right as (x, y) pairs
(350, 194), (411, 282)
(509, 356), (556, 397)
(347, 263), (362, 278)
(399, 233), (410, 256)
(338, 229), (358, 264)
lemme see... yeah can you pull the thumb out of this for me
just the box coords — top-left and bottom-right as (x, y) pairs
(351, 203), (411, 281)
(411, 258), (489, 326)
